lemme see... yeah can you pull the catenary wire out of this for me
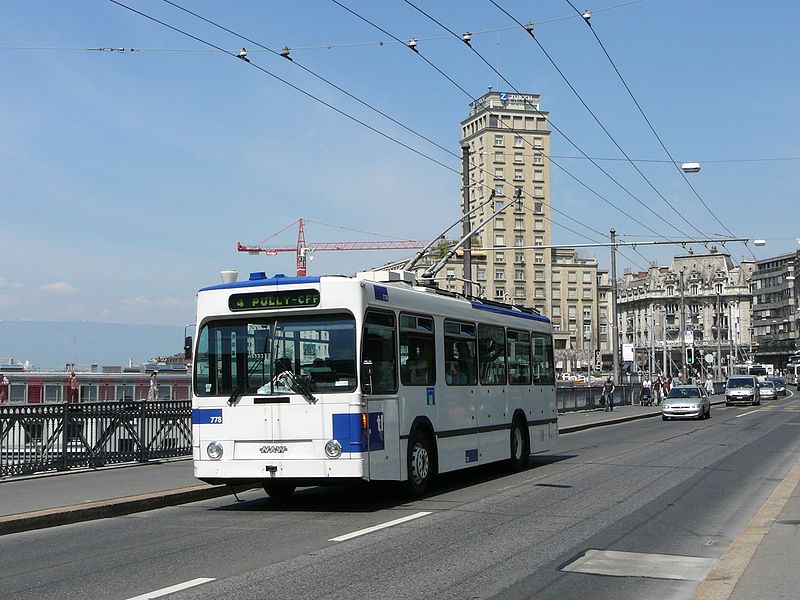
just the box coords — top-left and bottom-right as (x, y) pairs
(484, 0), (708, 239)
(328, 0), (668, 245)
(396, 0), (688, 240)
(561, 0), (750, 256)
(157, 0), (623, 246)
(108, 0), (630, 264)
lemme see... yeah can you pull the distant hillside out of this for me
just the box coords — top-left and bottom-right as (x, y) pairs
(0, 320), (185, 369)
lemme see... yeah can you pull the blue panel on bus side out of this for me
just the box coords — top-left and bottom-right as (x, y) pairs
(426, 387), (435, 406)
(332, 413), (385, 453)
(465, 449), (478, 463)
(192, 408), (222, 425)
(373, 285), (389, 301)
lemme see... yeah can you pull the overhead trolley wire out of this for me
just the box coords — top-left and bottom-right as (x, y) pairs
(329, 0), (650, 270)
(107, 0), (621, 262)
(107, 0), (459, 177)
(327, 0), (665, 243)
(396, 0), (687, 241)
(157, 0), (619, 248)
(485, 0), (708, 240)
(561, 0), (748, 251)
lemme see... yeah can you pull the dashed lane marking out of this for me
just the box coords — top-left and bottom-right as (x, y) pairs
(735, 410), (762, 418)
(330, 511), (431, 542)
(125, 578), (215, 600)
(561, 549), (716, 580)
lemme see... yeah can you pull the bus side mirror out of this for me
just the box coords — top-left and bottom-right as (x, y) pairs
(184, 336), (193, 360)
(361, 360), (373, 396)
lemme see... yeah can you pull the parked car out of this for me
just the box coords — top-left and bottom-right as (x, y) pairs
(766, 377), (787, 396)
(662, 385), (711, 420)
(725, 376), (760, 406)
(758, 380), (777, 400)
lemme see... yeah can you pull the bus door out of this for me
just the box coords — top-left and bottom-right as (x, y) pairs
(361, 310), (400, 481)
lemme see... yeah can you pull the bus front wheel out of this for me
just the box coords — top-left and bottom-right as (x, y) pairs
(406, 431), (432, 496)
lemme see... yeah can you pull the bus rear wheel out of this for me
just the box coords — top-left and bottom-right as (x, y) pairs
(405, 431), (432, 496)
(509, 418), (529, 471)
(263, 481), (296, 501)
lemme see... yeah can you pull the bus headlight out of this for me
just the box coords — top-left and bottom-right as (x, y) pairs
(207, 441), (224, 460)
(325, 439), (343, 459)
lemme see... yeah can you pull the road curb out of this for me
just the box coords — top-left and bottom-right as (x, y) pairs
(0, 484), (233, 536)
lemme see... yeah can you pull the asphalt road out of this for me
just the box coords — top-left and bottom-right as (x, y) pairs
(2, 395), (799, 600)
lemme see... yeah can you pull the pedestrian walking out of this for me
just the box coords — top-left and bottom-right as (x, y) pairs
(705, 373), (715, 396)
(68, 371), (79, 403)
(641, 375), (652, 405)
(602, 377), (615, 412)
(0, 372), (7, 403)
(147, 371), (159, 401)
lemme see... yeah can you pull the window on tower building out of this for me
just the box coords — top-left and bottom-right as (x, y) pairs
(494, 135), (504, 147)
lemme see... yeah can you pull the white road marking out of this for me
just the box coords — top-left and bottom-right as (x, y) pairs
(125, 578), (215, 600)
(735, 410), (762, 418)
(562, 549), (715, 581)
(330, 511), (431, 542)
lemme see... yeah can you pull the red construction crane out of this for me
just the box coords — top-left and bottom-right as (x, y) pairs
(237, 218), (427, 276)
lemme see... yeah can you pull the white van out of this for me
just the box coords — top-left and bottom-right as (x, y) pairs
(725, 376), (760, 406)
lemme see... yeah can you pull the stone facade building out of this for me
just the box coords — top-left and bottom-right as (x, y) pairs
(617, 249), (754, 376)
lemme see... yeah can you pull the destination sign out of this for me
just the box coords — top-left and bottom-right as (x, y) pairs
(229, 289), (320, 312)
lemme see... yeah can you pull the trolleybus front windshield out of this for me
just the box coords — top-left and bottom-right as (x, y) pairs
(195, 313), (357, 397)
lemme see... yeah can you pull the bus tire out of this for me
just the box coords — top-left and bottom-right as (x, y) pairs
(509, 418), (529, 471)
(263, 481), (296, 501)
(405, 431), (432, 496)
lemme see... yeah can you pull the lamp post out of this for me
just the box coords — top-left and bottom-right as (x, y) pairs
(716, 292), (723, 381)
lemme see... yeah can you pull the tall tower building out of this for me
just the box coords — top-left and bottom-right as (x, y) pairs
(460, 90), (552, 314)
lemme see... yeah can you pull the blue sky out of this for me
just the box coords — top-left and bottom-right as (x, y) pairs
(1, 0), (798, 329)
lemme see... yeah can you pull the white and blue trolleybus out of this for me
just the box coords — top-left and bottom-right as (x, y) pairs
(190, 269), (557, 498)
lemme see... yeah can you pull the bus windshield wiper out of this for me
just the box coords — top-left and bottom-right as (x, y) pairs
(276, 370), (318, 404)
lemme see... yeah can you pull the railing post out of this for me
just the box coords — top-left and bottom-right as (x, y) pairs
(61, 402), (69, 471)
(138, 400), (147, 463)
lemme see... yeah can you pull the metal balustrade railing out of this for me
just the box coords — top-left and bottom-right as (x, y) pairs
(0, 401), (192, 477)
(555, 383), (642, 413)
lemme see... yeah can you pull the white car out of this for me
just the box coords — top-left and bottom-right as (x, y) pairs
(662, 385), (711, 420)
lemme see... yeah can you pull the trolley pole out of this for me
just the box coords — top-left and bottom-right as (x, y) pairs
(610, 229), (620, 386)
(461, 143), (472, 297)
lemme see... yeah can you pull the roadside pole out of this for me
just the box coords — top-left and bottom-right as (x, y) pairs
(610, 229), (620, 387)
(460, 143), (472, 297)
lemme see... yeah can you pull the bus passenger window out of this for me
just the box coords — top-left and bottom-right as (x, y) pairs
(508, 330), (531, 385)
(400, 314), (436, 386)
(362, 311), (397, 394)
(444, 320), (477, 385)
(478, 324), (506, 385)
(532, 332), (555, 385)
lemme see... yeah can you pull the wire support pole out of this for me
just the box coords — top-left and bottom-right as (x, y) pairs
(610, 228), (620, 386)
(461, 143), (472, 296)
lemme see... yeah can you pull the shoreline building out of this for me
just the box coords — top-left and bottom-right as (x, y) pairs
(617, 248), (754, 377)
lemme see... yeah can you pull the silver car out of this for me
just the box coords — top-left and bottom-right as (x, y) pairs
(726, 376), (761, 406)
(758, 380), (777, 400)
(662, 385), (711, 420)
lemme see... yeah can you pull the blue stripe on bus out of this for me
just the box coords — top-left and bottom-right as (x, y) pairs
(192, 408), (222, 424)
(199, 276), (321, 292)
(332, 413), (385, 453)
(469, 301), (551, 323)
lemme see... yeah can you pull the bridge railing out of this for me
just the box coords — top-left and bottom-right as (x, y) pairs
(556, 383), (642, 413)
(0, 400), (191, 477)
(3, 387), (650, 478)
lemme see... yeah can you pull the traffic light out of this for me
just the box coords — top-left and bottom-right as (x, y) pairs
(686, 347), (695, 365)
